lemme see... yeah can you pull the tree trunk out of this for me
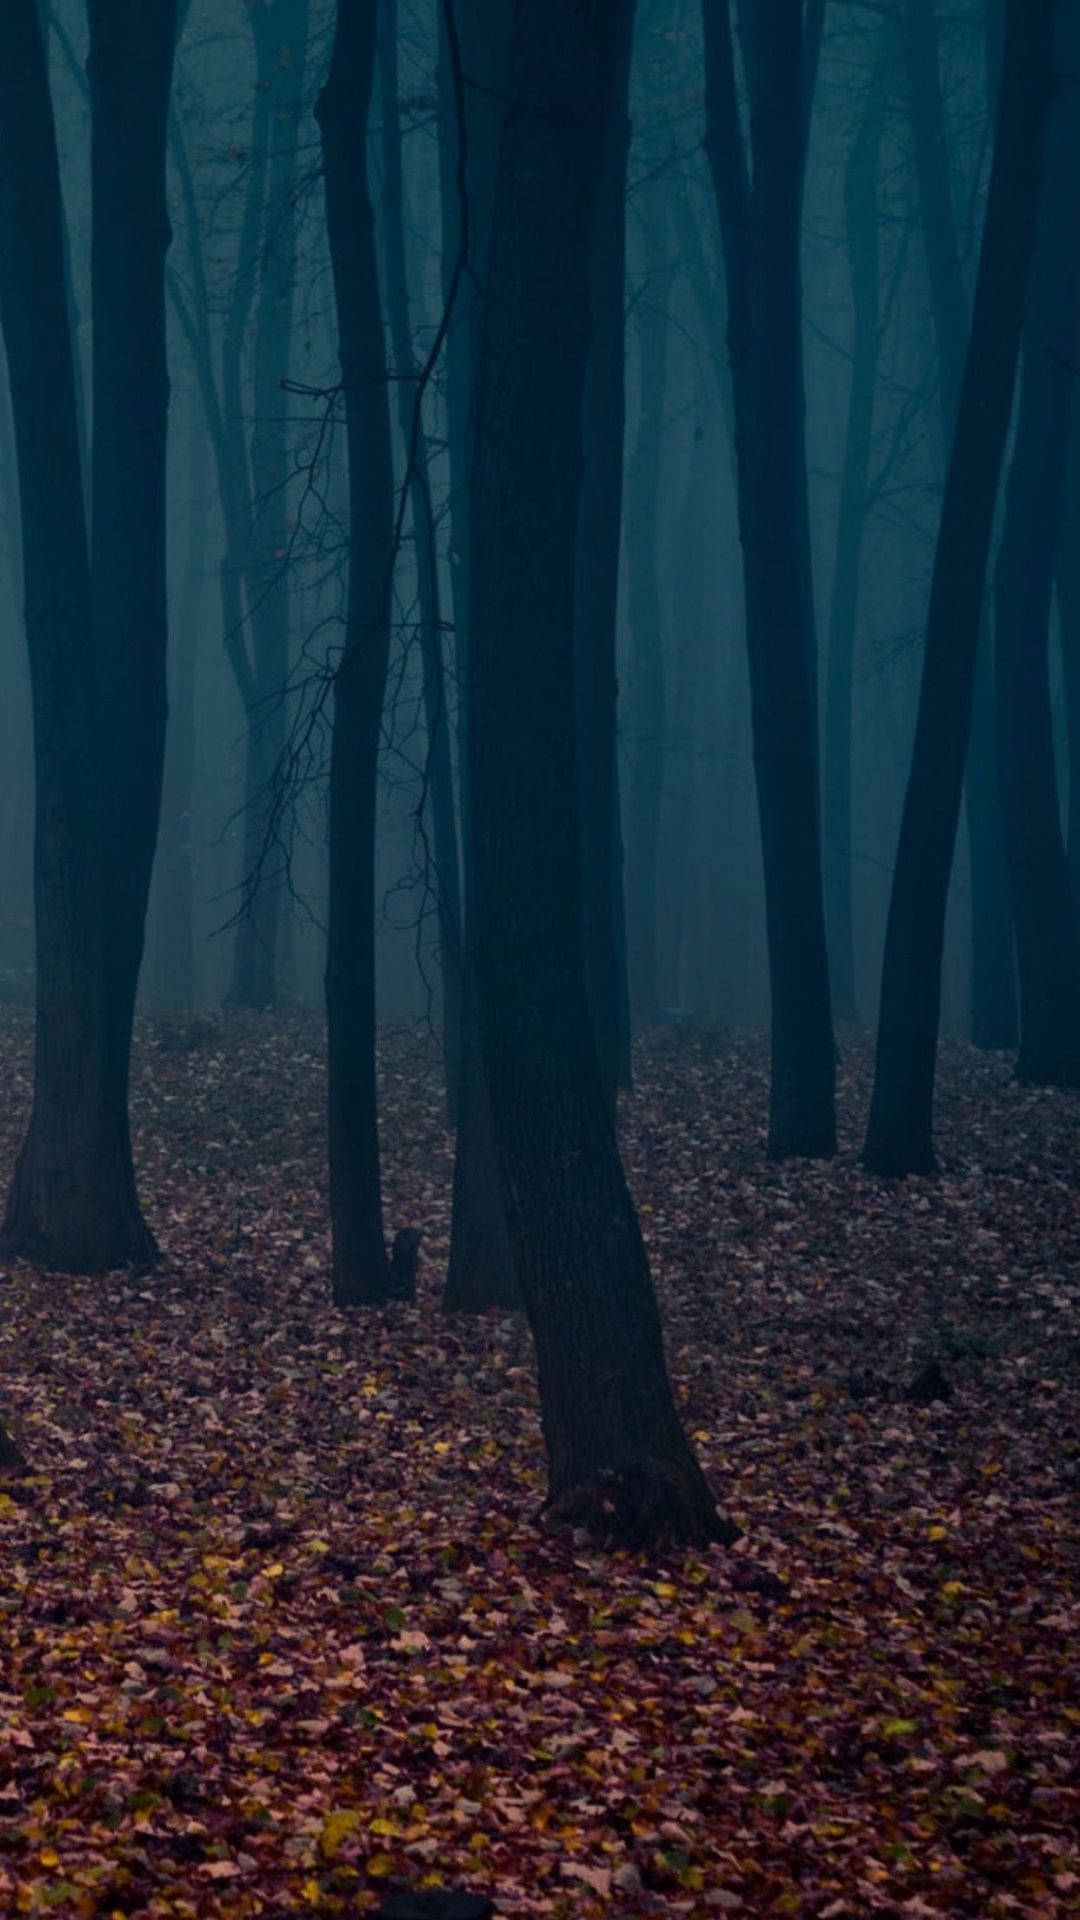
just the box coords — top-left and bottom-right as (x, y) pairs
(702, 0), (836, 1158)
(823, 54), (889, 1027)
(573, 7), (635, 1114)
(623, 242), (672, 1027)
(317, 0), (395, 1307)
(864, 0), (1053, 1176)
(1057, 408), (1080, 923)
(904, 0), (1018, 1050)
(467, 0), (727, 1547)
(379, 0), (463, 1124)
(993, 3), (1080, 1086)
(228, 0), (309, 1008)
(0, 0), (174, 1272)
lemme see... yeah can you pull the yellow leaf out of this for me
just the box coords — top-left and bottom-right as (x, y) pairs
(927, 1524), (948, 1541)
(39, 1849), (60, 1868)
(301, 1880), (321, 1905)
(62, 1708), (91, 1724)
(370, 1818), (400, 1839)
(367, 1852), (394, 1877)
(653, 1582), (678, 1600)
(264, 1562), (285, 1579)
(320, 1808), (360, 1859)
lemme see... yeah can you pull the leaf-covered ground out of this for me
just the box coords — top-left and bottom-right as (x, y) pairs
(0, 1009), (1076, 1920)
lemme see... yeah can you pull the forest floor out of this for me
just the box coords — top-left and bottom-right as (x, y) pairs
(0, 1008), (1077, 1920)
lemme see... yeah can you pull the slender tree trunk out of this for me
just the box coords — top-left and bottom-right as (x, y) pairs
(468, 0), (727, 1546)
(89, 0), (178, 1141)
(229, 0), (309, 1008)
(317, 0), (395, 1307)
(623, 243), (673, 1026)
(993, 4), (1080, 1086)
(823, 56), (889, 1027)
(904, 0), (1018, 1049)
(1057, 409), (1080, 921)
(574, 6), (635, 1113)
(864, 0), (1053, 1176)
(703, 0), (836, 1158)
(379, 0), (463, 1123)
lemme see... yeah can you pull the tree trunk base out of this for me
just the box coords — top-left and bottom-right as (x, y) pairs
(1015, 1046), (1080, 1089)
(543, 1456), (740, 1553)
(2, 1134), (157, 1275)
(861, 1139), (938, 1179)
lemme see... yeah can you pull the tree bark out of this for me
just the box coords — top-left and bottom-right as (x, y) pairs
(573, 6), (635, 1113)
(904, 0), (1018, 1050)
(624, 231), (674, 1028)
(467, 0), (727, 1547)
(864, 0), (1053, 1176)
(317, 0), (395, 1307)
(993, 2), (1080, 1087)
(1057, 408), (1080, 923)
(702, 0), (836, 1157)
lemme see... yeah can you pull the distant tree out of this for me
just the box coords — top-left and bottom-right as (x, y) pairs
(903, 0), (1018, 1050)
(466, 0), (727, 1545)
(378, 0), (463, 1124)
(167, 0), (310, 1010)
(864, 0), (1054, 1176)
(439, 0), (520, 1314)
(316, 0), (396, 1305)
(701, 0), (836, 1157)
(0, 0), (176, 1271)
(992, 0), (1080, 1086)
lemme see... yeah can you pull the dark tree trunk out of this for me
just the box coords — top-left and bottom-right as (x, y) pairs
(317, 0), (395, 1307)
(0, 0), (174, 1273)
(1058, 409), (1080, 923)
(623, 239), (672, 1028)
(89, 0), (177, 1147)
(904, 0), (1018, 1050)
(864, 0), (1053, 1176)
(823, 56), (889, 1027)
(467, 0), (727, 1547)
(379, 0), (463, 1124)
(573, 6), (635, 1113)
(993, 4), (1080, 1086)
(440, 0), (520, 1313)
(228, 0), (309, 1008)
(702, 0), (836, 1158)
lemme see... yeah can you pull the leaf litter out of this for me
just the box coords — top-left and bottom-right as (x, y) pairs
(0, 1008), (1076, 1919)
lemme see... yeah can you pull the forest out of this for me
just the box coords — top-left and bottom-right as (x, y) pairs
(0, 0), (1077, 1915)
